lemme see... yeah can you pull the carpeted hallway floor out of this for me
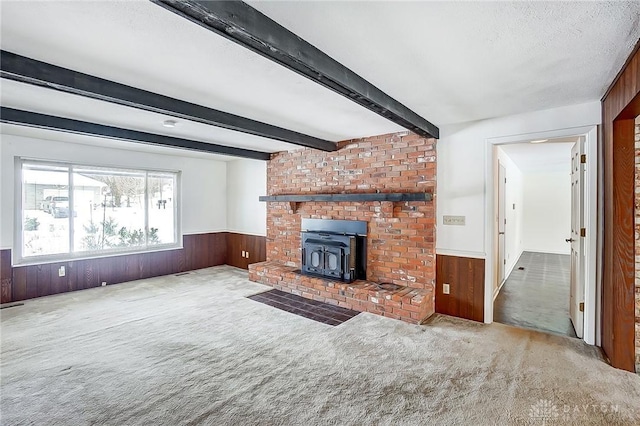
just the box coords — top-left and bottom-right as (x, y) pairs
(1, 266), (639, 425)
(494, 252), (576, 338)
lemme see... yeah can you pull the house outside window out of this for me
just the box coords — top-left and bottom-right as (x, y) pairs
(18, 160), (180, 263)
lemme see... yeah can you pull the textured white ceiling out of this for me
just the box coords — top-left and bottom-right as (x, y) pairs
(0, 123), (237, 162)
(249, 0), (640, 124)
(1, 0), (639, 156)
(499, 139), (577, 173)
(0, 0), (401, 145)
(0, 79), (298, 153)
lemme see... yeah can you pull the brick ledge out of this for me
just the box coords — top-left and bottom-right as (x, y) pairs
(249, 261), (434, 324)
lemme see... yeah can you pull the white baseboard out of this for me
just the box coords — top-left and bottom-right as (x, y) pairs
(435, 249), (486, 259)
(522, 248), (571, 256)
(226, 230), (267, 237)
(494, 250), (524, 299)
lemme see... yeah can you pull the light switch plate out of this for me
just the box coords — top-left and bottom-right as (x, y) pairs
(58, 266), (65, 277)
(443, 215), (465, 226)
(443, 283), (450, 295)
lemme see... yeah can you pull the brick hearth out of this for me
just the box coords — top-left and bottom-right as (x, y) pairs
(249, 261), (434, 323)
(250, 131), (437, 323)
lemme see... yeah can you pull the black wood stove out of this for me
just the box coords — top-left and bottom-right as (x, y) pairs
(301, 218), (367, 283)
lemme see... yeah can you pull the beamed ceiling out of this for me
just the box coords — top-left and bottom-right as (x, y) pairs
(1, 1), (639, 160)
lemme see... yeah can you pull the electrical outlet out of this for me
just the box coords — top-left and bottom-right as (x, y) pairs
(246, 252), (249, 258)
(101, 282), (107, 287)
(58, 266), (65, 277)
(443, 283), (450, 295)
(242, 250), (246, 257)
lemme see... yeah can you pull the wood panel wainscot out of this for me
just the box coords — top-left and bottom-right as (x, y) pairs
(1, 249), (12, 304)
(5, 232), (227, 304)
(226, 233), (266, 270)
(435, 254), (485, 322)
(602, 37), (640, 372)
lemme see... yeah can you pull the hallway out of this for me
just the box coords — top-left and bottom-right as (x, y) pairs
(494, 251), (577, 338)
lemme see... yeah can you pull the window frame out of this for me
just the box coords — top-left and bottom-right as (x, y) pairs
(15, 157), (182, 266)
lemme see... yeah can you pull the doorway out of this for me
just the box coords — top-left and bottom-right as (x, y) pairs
(492, 138), (580, 337)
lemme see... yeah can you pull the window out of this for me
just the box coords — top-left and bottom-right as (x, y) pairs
(19, 160), (179, 262)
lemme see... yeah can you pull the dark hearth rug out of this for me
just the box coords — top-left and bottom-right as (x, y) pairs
(247, 289), (360, 326)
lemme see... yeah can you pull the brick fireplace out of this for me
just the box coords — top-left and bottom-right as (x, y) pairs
(249, 131), (436, 323)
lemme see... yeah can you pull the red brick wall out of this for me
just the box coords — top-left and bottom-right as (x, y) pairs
(266, 131), (436, 291)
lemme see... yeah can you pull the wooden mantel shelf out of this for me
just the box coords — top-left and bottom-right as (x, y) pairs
(259, 192), (432, 214)
(259, 192), (432, 203)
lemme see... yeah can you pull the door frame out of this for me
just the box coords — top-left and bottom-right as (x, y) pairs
(496, 160), (507, 291)
(603, 104), (639, 371)
(484, 125), (599, 345)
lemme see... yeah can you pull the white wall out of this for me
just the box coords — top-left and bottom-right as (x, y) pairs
(522, 171), (571, 255)
(0, 134), (228, 250)
(496, 147), (524, 276)
(226, 159), (267, 236)
(436, 101), (601, 258)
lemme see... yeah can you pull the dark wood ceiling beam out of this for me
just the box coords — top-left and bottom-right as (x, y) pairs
(151, 0), (439, 139)
(0, 107), (272, 160)
(0, 50), (337, 152)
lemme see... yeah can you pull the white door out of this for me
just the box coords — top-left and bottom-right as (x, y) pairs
(498, 163), (506, 286)
(569, 141), (585, 338)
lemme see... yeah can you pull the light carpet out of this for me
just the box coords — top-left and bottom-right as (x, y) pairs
(1, 266), (639, 425)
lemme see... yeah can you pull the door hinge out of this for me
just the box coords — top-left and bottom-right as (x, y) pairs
(580, 228), (586, 237)
(580, 154), (586, 164)
(504, 259), (506, 265)
(579, 302), (584, 312)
